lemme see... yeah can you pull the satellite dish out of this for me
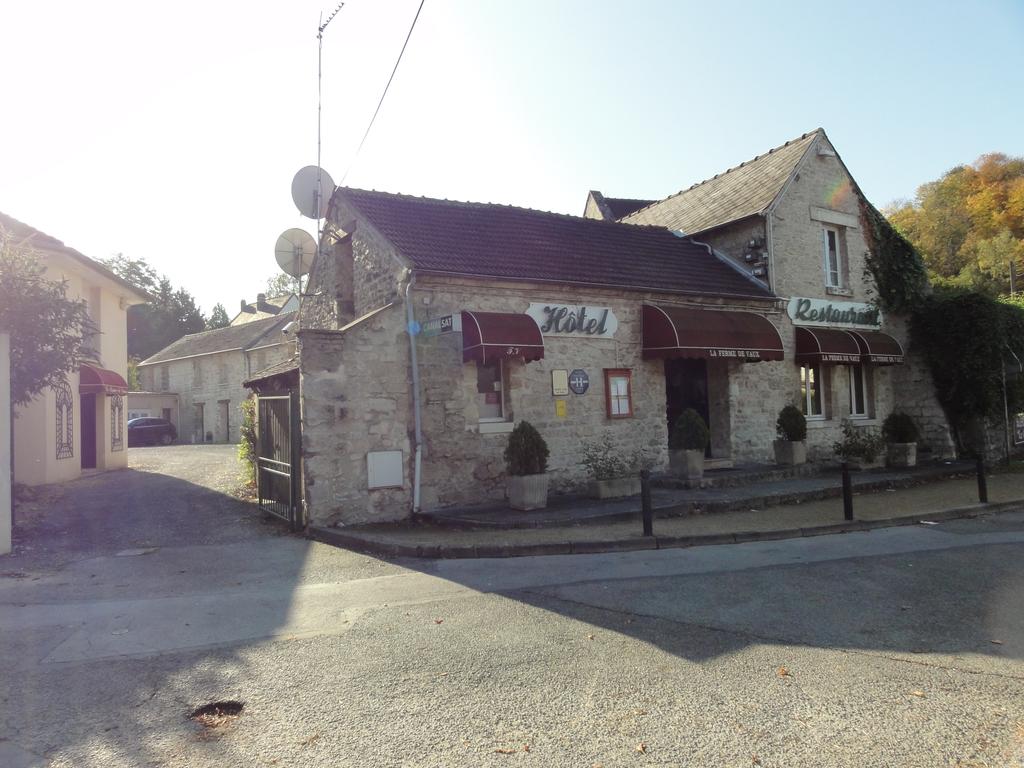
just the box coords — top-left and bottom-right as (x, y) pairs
(274, 228), (317, 277)
(291, 165), (335, 219)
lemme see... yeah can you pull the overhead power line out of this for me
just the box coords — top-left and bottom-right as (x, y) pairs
(340, 0), (426, 184)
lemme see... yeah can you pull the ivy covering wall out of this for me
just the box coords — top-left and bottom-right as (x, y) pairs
(859, 193), (1024, 452)
(858, 196), (929, 314)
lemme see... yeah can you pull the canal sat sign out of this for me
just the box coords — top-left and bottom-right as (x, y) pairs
(422, 314), (462, 337)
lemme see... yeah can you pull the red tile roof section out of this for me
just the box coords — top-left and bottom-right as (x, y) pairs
(337, 188), (773, 300)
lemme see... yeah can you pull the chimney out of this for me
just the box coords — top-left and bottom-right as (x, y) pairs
(240, 299), (254, 314)
(256, 293), (272, 313)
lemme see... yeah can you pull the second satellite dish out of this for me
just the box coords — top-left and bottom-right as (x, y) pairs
(291, 165), (335, 219)
(275, 228), (317, 277)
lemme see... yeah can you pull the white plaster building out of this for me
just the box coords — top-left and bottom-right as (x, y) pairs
(1, 212), (150, 486)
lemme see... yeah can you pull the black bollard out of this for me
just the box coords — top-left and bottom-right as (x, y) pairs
(977, 457), (988, 503)
(640, 469), (653, 537)
(841, 461), (854, 521)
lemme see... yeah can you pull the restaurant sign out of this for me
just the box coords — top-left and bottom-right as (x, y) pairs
(787, 297), (882, 330)
(526, 303), (618, 338)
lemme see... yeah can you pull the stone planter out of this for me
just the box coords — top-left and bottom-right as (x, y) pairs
(773, 439), (807, 466)
(887, 442), (917, 468)
(508, 473), (549, 511)
(589, 476), (641, 499)
(669, 448), (705, 488)
(845, 456), (884, 471)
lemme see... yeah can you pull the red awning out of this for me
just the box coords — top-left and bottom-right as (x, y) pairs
(641, 304), (784, 362)
(79, 363), (129, 395)
(795, 327), (862, 365)
(461, 310), (544, 365)
(849, 330), (905, 365)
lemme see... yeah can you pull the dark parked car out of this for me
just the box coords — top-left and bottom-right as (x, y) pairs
(127, 417), (177, 446)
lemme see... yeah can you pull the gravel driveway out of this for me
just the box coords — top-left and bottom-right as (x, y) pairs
(9, 445), (282, 568)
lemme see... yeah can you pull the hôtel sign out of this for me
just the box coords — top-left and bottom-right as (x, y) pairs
(787, 297), (882, 330)
(526, 303), (618, 338)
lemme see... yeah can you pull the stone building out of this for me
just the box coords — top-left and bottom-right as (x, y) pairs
(292, 127), (953, 528)
(606, 128), (953, 458)
(1, 212), (150, 486)
(137, 312), (296, 444)
(230, 292), (298, 326)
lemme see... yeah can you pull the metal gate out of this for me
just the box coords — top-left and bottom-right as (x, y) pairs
(256, 391), (302, 530)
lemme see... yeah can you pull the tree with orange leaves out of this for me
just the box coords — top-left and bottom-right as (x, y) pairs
(887, 153), (1024, 295)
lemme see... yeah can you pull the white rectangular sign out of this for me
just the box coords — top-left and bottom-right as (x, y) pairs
(526, 303), (618, 338)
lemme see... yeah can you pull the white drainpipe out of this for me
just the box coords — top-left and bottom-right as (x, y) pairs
(405, 276), (423, 513)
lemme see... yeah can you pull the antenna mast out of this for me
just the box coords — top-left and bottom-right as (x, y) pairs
(317, 3), (343, 227)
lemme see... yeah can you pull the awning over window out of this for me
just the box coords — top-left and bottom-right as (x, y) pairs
(461, 310), (545, 365)
(79, 364), (129, 395)
(641, 304), (784, 362)
(849, 330), (905, 365)
(795, 327), (862, 365)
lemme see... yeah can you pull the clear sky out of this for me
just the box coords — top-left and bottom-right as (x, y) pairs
(2, 0), (1022, 313)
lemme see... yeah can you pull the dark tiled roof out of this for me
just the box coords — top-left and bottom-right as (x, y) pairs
(623, 130), (822, 234)
(244, 356), (299, 387)
(139, 312), (296, 365)
(604, 196), (656, 219)
(337, 189), (772, 300)
(0, 211), (152, 301)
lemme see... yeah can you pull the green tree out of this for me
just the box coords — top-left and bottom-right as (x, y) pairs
(206, 303), (230, 330)
(265, 273), (300, 297)
(100, 256), (207, 359)
(0, 230), (92, 407)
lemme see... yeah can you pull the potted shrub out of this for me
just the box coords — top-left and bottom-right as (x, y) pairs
(668, 408), (709, 488)
(832, 420), (886, 470)
(504, 421), (550, 510)
(882, 412), (919, 467)
(773, 404), (807, 466)
(582, 432), (645, 499)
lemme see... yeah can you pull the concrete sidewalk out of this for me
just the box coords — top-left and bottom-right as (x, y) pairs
(311, 470), (1024, 558)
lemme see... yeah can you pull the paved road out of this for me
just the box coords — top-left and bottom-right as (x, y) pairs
(2, 446), (1023, 767)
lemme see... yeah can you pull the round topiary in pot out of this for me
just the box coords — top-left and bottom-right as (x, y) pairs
(504, 420), (549, 476)
(882, 412), (919, 468)
(882, 412), (919, 444)
(670, 408), (709, 451)
(504, 421), (550, 511)
(776, 404), (807, 442)
(773, 404), (807, 466)
(669, 409), (708, 487)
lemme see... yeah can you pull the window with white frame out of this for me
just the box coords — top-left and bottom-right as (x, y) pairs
(822, 226), (843, 288)
(800, 363), (824, 418)
(848, 364), (870, 417)
(476, 358), (507, 422)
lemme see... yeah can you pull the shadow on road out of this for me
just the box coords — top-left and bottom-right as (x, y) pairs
(4, 446), (314, 766)
(5, 446), (1024, 765)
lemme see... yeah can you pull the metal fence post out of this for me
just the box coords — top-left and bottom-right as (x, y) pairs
(841, 461), (854, 521)
(977, 456), (988, 503)
(640, 469), (653, 537)
(290, 388), (302, 531)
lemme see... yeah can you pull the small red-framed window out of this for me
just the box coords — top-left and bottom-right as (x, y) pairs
(604, 369), (633, 418)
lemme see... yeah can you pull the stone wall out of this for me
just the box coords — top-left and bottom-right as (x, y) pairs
(720, 132), (953, 460)
(691, 217), (768, 288)
(298, 307), (412, 527)
(410, 277), (781, 510)
(304, 199), (410, 333)
(138, 340), (294, 444)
